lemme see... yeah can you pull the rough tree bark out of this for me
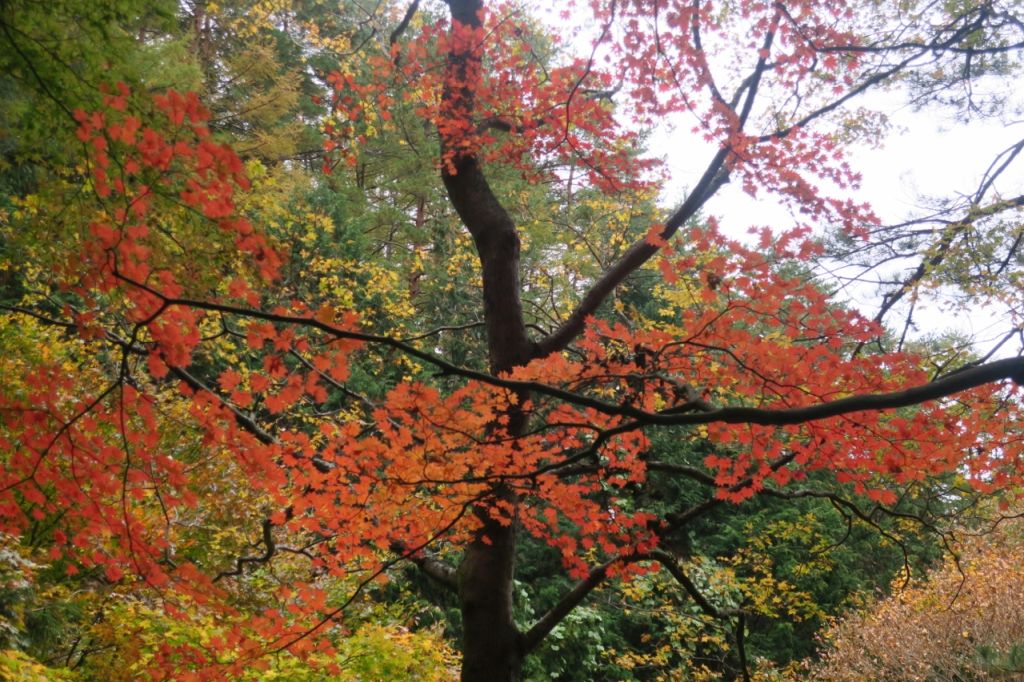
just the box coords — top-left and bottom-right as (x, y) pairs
(439, 2), (533, 678)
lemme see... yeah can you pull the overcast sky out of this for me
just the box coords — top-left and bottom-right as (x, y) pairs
(650, 84), (1024, 351)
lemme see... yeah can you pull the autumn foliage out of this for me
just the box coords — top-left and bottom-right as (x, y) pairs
(814, 518), (1024, 680)
(3, 0), (1024, 679)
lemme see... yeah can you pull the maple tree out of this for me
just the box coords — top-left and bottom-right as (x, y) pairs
(3, 0), (1024, 679)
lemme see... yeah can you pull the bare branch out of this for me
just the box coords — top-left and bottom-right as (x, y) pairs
(854, 194), (1024, 347)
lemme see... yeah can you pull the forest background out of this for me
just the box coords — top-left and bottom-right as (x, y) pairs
(2, 0), (1024, 680)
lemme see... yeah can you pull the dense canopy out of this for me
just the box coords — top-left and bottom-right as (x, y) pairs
(2, 0), (1024, 679)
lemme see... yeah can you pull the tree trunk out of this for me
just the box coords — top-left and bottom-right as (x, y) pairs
(438, 2), (537, 678)
(458, 513), (523, 682)
(444, 152), (531, 677)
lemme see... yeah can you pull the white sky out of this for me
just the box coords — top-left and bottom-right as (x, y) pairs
(650, 89), (1024, 353)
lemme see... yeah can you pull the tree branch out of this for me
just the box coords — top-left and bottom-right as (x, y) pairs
(17, 290), (1024, 433)
(396, 543), (459, 591)
(521, 558), (616, 654)
(534, 151), (732, 357)
(865, 195), (1024, 332)
(389, 0), (420, 47)
(531, 7), (783, 359)
(213, 518), (276, 582)
(649, 549), (740, 618)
